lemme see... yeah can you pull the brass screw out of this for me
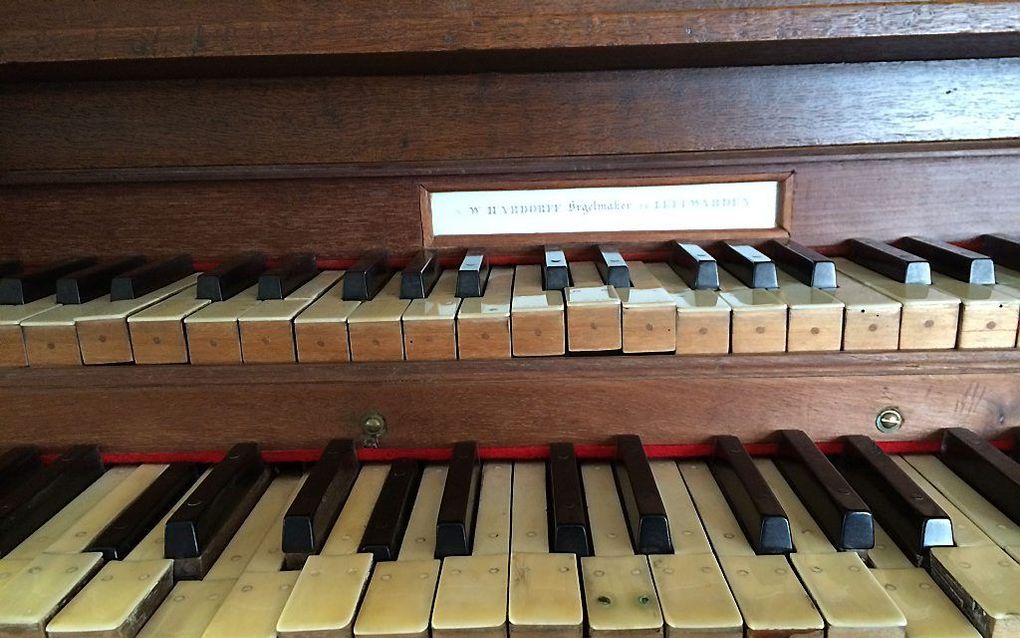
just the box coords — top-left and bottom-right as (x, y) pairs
(360, 412), (387, 447)
(875, 408), (903, 433)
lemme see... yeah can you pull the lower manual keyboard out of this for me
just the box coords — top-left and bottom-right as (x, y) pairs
(0, 430), (1018, 638)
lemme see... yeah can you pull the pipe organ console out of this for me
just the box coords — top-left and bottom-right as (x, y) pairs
(2, 2), (1020, 637)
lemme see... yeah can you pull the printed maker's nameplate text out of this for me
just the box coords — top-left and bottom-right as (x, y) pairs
(429, 181), (780, 236)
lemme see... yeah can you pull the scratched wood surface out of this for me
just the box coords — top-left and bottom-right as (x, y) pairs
(0, 351), (1015, 452)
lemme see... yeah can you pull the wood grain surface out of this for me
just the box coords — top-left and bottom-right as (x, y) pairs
(0, 351), (1016, 452)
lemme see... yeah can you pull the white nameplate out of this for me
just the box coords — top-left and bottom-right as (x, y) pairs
(429, 180), (780, 237)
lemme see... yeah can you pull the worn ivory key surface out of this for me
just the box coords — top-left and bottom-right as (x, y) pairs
(646, 262), (731, 355)
(401, 270), (462, 361)
(457, 266), (513, 359)
(511, 264), (565, 356)
(619, 261), (676, 353)
(811, 270), (902, 351)
(432, 553), (510, 638)
(718, 554), (824, 638)
(870, 568), (980, 638)
(19, 276), (197, 366)
(511, 462), (548, 553)
(903, 455), (1020, 547)
(565, 261), (622, 352)
(138, 579), (235, 638)
(0, 558), (30, 594)
(509, 552), (584, 638)
(716, 269), (787, 353)
(321, 464), (390, 556)
(398, 464), (447, 560)
(582, 463), (637, 557)
(238, 271), (342, 363)
(677, 462), (755, 557)
(649, 460), (712, 555)
(581, 555), (663, 638)
(928, 545), (1020, 638)
(294, 274), (362, 363)
(0, 552), (104, 638)
(346, 274), (411, 361)
(46, 464), (167, 554)
(755, 459), (835, 554)
(929, 272), (1020, 348)
(865, 522), (914, 569)
(184, 284), (261, 364)
(244, 474), (307, 573)
(0, 295), (58, 366)
(472, 462), (512, 555)
(790, 553), (906, 638)
(46, 559), (174, 638)
(353, 560), (442, 638)
(201, 571), (299, 638)
(276, 553), (374, 638)
(205, 474), (304, 580)
(835, 258), (960, 350)
(773, 278), (844, 352)
(649, 553), (742, 638)
(128, 286), (211, 364)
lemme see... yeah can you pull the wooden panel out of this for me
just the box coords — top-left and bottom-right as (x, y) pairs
(3, 149), (1020, 262)
(2, 59), (1019, 171)
(0, 350), (1018, 452)
(2, 2), (1019, 77)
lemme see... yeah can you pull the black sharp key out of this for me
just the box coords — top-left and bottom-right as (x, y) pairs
(435, 442), (481, 558)
(456, 250), (489, 298)
(596, 246), (631, 289)
(710, 435), (792, 554)
(715, 243), (779, 289)
(282, 439), (360, 569)
(164, 442), (272, 579)
(835, 435), (953, 565)
(548, 442), (591, 556)
(0, 257), (98, 305)
(981, 234), (1020, 272)
(342, 251), (390, 301)
(939, 428), (1020, 526)
(0, 261), (20, 278)
(56, 256), (147, 304)
(86, 463), (200, 560)
(543, 247), (571, 291)
(0, 446), (41, 502)
(400, 250), (441, 299)
(258, 253), (318, 300)
(359, 459), (420, 562)
(847, 238), (931, 285)
(898, 237), (995, 285)
(0, 445), (104, 555)
(614, 435), (672, 554)
(669, 242), (719, 290)
(110, 254), (194, 301)
(773, 430), (873, 550)
(196, 252), (267, 301)
(764, 240), (838, 289)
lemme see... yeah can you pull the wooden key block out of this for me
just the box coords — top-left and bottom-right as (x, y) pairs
(0, 552), (104, 638)
(649, 554), (742, 638)
(717, 289), (787, 353)
(930, 273), (1020, 349)
(777, 283), (844, 352)
(790, 553), (906, 638)
(508, 552), (583, 638)
(869, 569), (980, 638)
(293, 282), (361, 363)
(646, 262), (730, 355)
(929, 545), (1020, 638)
(432, 554), (509, 638)
(512, 265), (565, 357)
(822, 274), (902, 352)
(47, 559), (174, 638)
(565, 283), (622, 352)
(201, 571), (299, 638)
(353, 559), (441, 638)
(457, 266), (513, 360)
(402, 270), (461, 361)
(137, 580), (234, 638)
(127, 287), (211, 364)
(581, 555), (663, 638)
(276, 553), (373, 638)
(0, 296), (58, 367)
(718, 555), (824, 638)
(347, 275), (410, 362)
(620, 262), (676, 354)
(185, 284), (261, 365)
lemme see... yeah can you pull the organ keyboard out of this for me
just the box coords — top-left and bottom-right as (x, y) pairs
(0, 431), (1018, 638)
(7, 236), (1020, 367)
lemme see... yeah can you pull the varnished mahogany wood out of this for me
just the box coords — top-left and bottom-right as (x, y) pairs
(3, 59), (1019, 172)
(2, 2), (1019, 79)
(0, 351), (1017, 453)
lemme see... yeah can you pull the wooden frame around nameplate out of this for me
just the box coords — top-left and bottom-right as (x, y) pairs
(420, 173), (793, 249)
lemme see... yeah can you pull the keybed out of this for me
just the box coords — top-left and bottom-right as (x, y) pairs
(0, 429), (1020, 637)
